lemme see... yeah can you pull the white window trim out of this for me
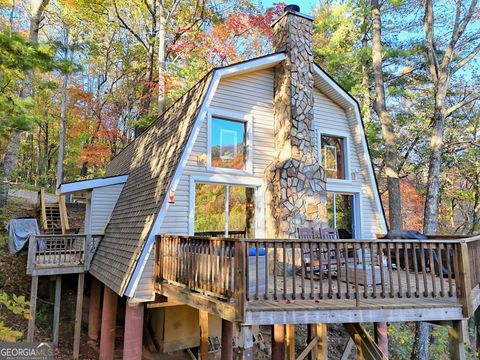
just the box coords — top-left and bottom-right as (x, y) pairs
(207, 107), (253, 176)
(188, 174), (265, 238)
(326, 183), (363, 239)
(317, 128), (351, 182)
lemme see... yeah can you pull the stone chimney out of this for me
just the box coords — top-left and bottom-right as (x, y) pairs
(265, 5), (327, 238)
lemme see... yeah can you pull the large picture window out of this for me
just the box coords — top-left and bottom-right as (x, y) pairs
(194, 183), (255, 238)
(210, 117), (247, 170)
(321, 135), (346, 179)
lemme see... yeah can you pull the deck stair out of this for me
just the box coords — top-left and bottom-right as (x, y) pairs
(37, 188), (69, 234)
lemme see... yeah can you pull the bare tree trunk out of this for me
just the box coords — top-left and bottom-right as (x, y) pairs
(56, 27), (69, 188)
(157, 3), (166, 114)
(371, 0), (403, 231)
(0, 0), (49, 210)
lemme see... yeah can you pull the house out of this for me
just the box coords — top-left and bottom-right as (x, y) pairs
(26, 5), (480, 360)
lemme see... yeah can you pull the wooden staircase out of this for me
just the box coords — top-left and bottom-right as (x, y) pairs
(37, 188), (70, 234)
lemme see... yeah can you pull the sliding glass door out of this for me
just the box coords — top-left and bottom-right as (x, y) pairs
(194, 183), (255, 238)
(327, 192), (357, 238)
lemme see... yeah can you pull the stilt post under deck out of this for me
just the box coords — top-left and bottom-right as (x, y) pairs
(237, 324), (253, 360)
(123, 302), (144, 360)
(316, 323), (328, 359)
(199, 310), (209, 360)
(99, 286), (118, 360)
(286, 324), (295, 359)
(53, 276), (62, 347)
(88, 277), (102, 341)
(27, 276), (38, 342)
(221, 319), (233, 360)
(272, 324), (285, 360)
(73, 273), (85, 359)
(374, 322), (388, 356)
(448, 320), (467, 360)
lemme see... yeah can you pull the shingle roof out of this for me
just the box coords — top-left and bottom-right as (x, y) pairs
(90, 72), (213, 294)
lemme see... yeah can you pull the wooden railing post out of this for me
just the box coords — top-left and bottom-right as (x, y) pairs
(84, 235), (92, 270)
(234, 240), (246, 322)
(457, 242), (473, 317)
(26, 235), (36, 275)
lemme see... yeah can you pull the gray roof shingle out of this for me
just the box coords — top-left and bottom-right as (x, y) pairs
(90, 72), (213, 294)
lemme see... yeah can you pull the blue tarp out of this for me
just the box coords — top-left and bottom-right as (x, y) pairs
(6, 218), (40, 254)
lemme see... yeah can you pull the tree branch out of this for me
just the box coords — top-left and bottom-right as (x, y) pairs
(451, 42), (480, 73)
(446, 93), (480, 116)
(423, 0), (439, 83)
(113, 0), (148, 50)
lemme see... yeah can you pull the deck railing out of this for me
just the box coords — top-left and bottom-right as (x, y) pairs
(27, 234), (103, 275)
(154, 235), (480, 320)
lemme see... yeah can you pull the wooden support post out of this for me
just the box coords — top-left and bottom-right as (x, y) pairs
(374, 322), (388, 356)
(272, 324), (285, 360)
(199, 310), (209, 360)
(221, 319), (233, 360)
(73, 273), (85, 359)
(307, 324), (317, 360)
(123, 303), (144, 360)
(458, 243), (473, 317)
(316, 323), (328, 360)
(88, 278), (102, 341)
(53, 276), (62, 347)
(237, 324), (254, 360)
(99, 286), (118, 360)
(286, 324), (295, 359)
(448, 320), (467, 360)
(27, 276), (38, 342)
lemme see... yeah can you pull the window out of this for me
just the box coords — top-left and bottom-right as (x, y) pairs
(321, 135), (346, 179)
(194, 183), (255, 237)
(327, 192), (355, 238)
(210, 117), (247, 170)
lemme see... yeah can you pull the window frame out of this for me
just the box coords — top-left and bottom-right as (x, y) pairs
(317, 129), (351, 182)
(326, 182), (363, 239)
(207, 108), (253, 175)
(188, 174), (264, 237)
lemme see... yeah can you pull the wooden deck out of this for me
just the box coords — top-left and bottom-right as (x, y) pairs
(154, 235), (480, 325)
(26, 234), (102, 276)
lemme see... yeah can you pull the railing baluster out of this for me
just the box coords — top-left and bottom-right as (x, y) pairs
(327, 242), (333, 299)
(437, 243), (445, 297)
(386, 242), (394, 298)
(282, 241), (287, 300)
(412, 243), (420, 297)
(273, 242), (278, 300)
(300, 242), (306, 300)
(447, 243), (453, 297)
(370, 242), (377, 298)
(352, 242), (359, 307)
(245, 241), (249, 302)
(344, 241), (350, 299)
(453, 244), (461, 297)
(404, 242), (411, 298)
(428, 243), (437, 297)
(265, 241), (269, 300)
(361, 242), (367, 299)
(378, 242), (386, 298)
(255, 242), (259, 301)
(335, 242), (341, 299)
(309, 241), (315, 300)
(395, 243), (403, 298)
(419, 242), (428, 297)
(292, 242), (296, 300)
(317, 241), (323, 299)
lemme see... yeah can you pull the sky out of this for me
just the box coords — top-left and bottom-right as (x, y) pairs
(259, 0), (319, 13)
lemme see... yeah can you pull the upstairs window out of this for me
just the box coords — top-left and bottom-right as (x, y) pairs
(210, 117), (247, 171)
(321, 134), (346, 179)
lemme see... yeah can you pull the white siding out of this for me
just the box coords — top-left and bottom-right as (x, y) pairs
(90, 184), (124, 234)
(313, 89), (383, 238)
(133, 69), (275, 300)
(132, 69), (384, 300)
